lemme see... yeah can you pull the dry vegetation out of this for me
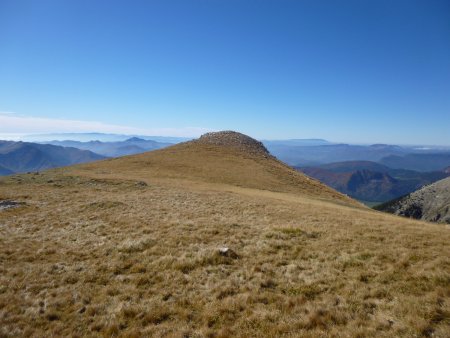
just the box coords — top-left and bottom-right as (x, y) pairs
(0, 139), (449, 337)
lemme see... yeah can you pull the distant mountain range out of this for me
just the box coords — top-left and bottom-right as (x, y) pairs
(0, 137), (175, 176)
(4, 133), (450, 191)
(0, 141), (104, 175)
(22, 132), (191, 143)
(19, 133), (450, 171)
(266, 143), (409, 167)
(262, 139), (331, 147)
(375, 176), (450, 224)
(266, 142), (450, 171)
(379, 153), (450, 172)
(297, 161), (450, 203)
(45, 137), (172, 157)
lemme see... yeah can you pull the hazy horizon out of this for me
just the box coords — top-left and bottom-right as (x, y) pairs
(2, 130), (450, 148)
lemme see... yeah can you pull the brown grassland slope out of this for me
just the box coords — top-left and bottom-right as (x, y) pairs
(0, 132), (449, 337)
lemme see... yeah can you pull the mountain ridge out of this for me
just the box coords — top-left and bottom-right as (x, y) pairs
(298, 160), (449, 203)
(44, 138), (172, 157)
(0, 141), (105, 174)
(380, 153), (450, 171)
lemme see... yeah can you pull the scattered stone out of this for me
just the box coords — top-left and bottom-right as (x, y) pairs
(0, 200), (24, 211)
(218, 247), (239, 259)
(136, 181), (148, 187)
(162, 293), (172, 301)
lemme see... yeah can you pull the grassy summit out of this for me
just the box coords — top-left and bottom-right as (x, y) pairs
(74, 131), (358, 206)
(0, 131), (449, 337)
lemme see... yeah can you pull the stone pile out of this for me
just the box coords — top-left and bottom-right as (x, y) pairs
(196, 131), (270, 157)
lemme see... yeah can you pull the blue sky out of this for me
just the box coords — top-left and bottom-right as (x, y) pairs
(1, 0), (449, 144)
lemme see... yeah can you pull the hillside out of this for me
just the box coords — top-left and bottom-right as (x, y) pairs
(375, 177), (450, 224)
(298, 161), (449, 203)
(300, 168), (403, 202)
(0, 131), (449, 337)
(316, 160), (391, 173)
(0, 141), (105, 174)
(74, 131), (357, 205)
(45, 137), (172, 157)
(0, 164), (13, 176)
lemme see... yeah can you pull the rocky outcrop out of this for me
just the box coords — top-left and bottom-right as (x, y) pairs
(375, 177), (450, 224)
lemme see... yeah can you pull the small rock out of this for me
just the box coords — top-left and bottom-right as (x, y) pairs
(136, 181), (148, 187)
(218, 247), (239, 259)
(0, 200), (24, 211)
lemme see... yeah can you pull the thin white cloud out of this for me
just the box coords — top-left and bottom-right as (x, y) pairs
(0, 112), (212, 138)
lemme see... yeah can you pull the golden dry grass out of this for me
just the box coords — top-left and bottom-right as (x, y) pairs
(73, 142), (360, 207)
(0, 142), (449, 337)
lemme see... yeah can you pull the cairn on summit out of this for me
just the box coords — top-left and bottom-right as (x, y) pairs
(196, 131), (270, 157)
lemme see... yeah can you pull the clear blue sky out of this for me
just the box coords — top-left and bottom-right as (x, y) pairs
(1, 0), (449, 144)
